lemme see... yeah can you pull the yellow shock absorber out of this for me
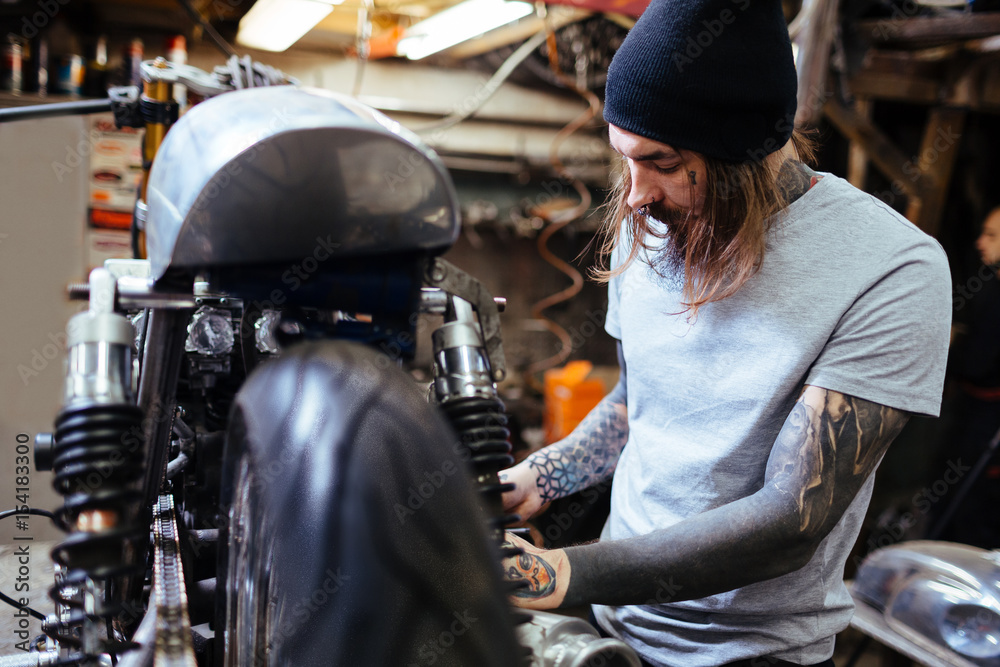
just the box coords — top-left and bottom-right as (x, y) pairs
(137, 58), (173, 259)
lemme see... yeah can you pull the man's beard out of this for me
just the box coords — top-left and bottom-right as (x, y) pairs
(643, 202), (694, 277)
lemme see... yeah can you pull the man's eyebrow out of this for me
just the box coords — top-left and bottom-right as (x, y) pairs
(609, 145), (680, 162)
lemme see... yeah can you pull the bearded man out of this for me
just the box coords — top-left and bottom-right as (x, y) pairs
(499, 1), (952, 665)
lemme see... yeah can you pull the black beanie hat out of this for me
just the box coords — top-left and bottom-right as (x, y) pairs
(604, 0), (798, 163)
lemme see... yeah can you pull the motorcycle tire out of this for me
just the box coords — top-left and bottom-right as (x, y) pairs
(216, 340), (521, 667)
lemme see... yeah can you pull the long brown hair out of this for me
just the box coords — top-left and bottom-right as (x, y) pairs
(592, 129), (817, 320)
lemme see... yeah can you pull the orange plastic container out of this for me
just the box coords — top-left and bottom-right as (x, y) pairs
(543, 361), (608, 444)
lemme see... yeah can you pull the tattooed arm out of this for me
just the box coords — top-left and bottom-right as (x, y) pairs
(501, 342), (629, 521)
(506, 385), (908, 608)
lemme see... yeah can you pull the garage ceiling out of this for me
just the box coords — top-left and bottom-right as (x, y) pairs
(0, 0), (640, 59)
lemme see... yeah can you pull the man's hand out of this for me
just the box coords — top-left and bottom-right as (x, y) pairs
(500, 464), (545, 521)
(502, 531), (570, 609)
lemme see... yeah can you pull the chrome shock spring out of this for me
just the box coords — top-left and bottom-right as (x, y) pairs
(47, 403), (146, 658)
(439, 396), (518, 545)
(430, 295), (531, 620)
(439, 394), (534, 631)
(43, 268), (147, 661)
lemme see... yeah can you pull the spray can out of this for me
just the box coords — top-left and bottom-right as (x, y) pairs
(27, 36), (48, 95)
(123, 38), (143, 87)
(84, 35), (109, 97)
(2, 35), (23, 94)
(55, 54), (83, 95)
(164, 35), (187, 112)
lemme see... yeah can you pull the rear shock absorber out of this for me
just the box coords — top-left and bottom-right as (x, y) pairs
(431, 295), (533, 641)
(42, 269), (145, 661)
(431, 296), (518, 547)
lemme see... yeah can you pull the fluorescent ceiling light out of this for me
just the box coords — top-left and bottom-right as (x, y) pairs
(397, 0), (535, 60)
(237, 0), (343, 52)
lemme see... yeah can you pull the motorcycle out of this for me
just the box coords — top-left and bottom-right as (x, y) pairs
(3, 61), (639, 667)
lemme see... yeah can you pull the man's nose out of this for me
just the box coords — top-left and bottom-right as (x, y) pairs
(626, 163), (655, 211)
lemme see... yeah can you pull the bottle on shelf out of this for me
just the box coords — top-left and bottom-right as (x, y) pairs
(83, 35), (110, 97)
(2, 34), (24, 95)
(123, 38), (143, 88)
(55, 53), (83, 95)
(165, 35), (187, 112)
(48, 19), (84, 96)
(25, 36), (49, 96)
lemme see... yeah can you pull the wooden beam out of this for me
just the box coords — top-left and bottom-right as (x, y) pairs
(842, 43), (1000, 113)
(861, 11), (1000, 45)
(822, 99), (934, 198)
(847, 97), (872, 189)
(904, 107), (966, 236)
(847, 72), (941, 105)
(795, 0), (840, 127)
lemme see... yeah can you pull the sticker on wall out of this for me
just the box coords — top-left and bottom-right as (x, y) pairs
(88, 113), (142, 229)
(87, 228), (132, 272)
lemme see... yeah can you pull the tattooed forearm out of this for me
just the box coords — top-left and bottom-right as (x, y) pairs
(506, 551), (557, 599)
(527, 387), (628, 503)
(522, 342), (629, 504)
(561, 386), (909, 608)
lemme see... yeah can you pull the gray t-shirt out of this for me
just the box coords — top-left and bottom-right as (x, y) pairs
(592, 173), (951, 666)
